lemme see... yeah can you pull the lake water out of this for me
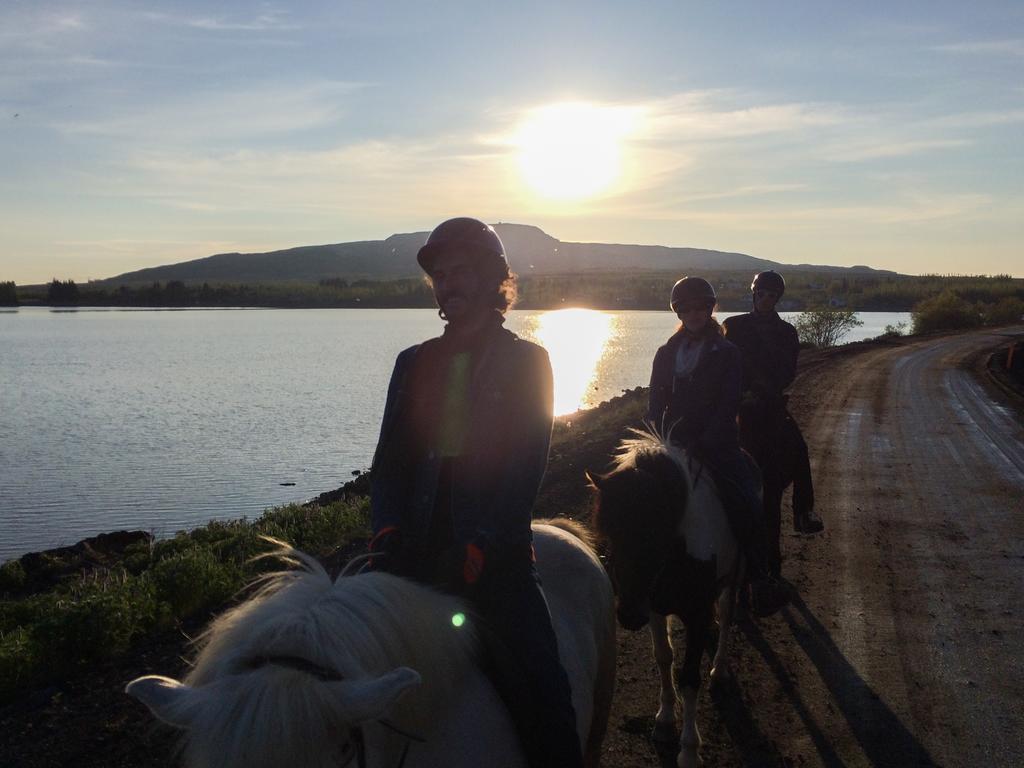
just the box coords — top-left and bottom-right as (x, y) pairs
(0, 307), (909, 561)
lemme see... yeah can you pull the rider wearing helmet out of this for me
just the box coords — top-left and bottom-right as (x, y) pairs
(369, 217), (583, 768)
(648, 276), (788, 616)
(723, 271), (824, 576)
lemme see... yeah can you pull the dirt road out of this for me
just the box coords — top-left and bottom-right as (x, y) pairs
(601, 326), (1024, 768)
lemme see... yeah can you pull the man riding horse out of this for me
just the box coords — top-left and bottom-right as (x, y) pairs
(368, 217), (583, 768)
(723, 270), (823, 578)
(648, 276), (788, 616)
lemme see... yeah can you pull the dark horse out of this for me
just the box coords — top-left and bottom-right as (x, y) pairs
(588, 427), (743, 768)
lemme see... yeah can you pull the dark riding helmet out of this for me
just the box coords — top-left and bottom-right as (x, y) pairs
(670, 277), (717, 314)
(751, 270), (785, 298)
(416, 217), (508, 275)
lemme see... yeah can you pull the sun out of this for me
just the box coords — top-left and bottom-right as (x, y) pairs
(515, 102), (636, 201)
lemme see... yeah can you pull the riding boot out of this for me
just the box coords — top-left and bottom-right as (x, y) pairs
(787, 417), (823, 534)
(473, 564), (584, 768)
(794, 508), (825, 534)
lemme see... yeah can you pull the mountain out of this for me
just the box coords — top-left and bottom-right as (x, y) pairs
(95, 223), (890, 286)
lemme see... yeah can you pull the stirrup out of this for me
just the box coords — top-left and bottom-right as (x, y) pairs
(749, 577), (789, 617)
(794, 510), (824, 534)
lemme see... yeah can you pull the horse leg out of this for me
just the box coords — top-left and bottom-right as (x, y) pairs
(710, 583), (736, 686)
(763, 479), (785, 578)
(648, 613), (678, 744)
(676, 614), (708, 768)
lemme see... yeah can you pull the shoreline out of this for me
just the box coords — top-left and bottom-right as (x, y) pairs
(7, 324), (1021, 571)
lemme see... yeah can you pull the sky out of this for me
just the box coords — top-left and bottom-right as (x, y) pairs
(1, 0), (1022, 284)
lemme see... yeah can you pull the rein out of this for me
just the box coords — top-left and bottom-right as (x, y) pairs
(247, 654), (426, 768)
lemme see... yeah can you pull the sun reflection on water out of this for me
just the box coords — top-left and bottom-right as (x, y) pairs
(527, 308), (616, 416)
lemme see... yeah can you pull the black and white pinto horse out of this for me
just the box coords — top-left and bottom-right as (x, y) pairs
(127, 520), (616, 768)
(588, 427), (743, 768)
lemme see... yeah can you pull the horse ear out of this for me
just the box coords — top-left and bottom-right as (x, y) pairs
(327, 667), (421, 724)
(585, 470), (604, 490)
(125, 675), (200, 729)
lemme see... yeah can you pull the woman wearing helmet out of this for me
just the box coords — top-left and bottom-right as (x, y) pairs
(648, 276), (788, 616)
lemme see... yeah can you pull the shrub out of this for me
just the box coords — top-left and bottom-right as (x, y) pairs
(912, 290), (982, 334)
(882, 321), (907, 337)
(0, 497), (372, 704)
(28, 573), (162, 677)
(149, 547), (242, 618)
(0, 627), (34, 701)
(255, 499), (371, 556)
(0, 595), (49, 633)
(794, 308), (864, 348)
(981, 297), (1024, 326)
(0, 560), (26, 592)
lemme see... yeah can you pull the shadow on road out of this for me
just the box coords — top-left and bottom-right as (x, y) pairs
(708, 671), (788, 768)
(744, 591), (940, 767)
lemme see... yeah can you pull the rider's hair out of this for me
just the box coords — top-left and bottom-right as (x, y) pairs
(678, 316), (723, 338)
(426, 259), (518, 315)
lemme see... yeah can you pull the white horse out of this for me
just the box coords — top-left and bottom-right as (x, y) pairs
(588, 427), (743, 768)
(127, 520), (616, 768)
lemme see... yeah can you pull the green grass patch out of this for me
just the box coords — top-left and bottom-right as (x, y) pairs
(0, 497), (369, 705)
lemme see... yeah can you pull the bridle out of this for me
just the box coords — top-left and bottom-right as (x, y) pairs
(245, 655), (426, 768)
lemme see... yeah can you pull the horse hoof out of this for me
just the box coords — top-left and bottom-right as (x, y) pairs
(651, 720), (678, 744)
(677, 744), (702, 768)
(709, 665), (731, 688)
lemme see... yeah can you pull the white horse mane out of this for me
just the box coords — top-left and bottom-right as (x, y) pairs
(173, 539), (481, 768)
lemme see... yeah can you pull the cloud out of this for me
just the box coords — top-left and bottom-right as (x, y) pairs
(931, 40), (1024, 57)
(607, 191), (993, 230)
(929, 109), (1024, 128)
(142, 7), (300, 33)
(76, 131), (504, 222)
(822, 138), (972, 162)
(57, 79), (367, 142)
(0, 7), (90, 48)
(640, 92), (846, 142)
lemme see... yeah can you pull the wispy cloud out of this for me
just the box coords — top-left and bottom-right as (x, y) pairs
(57, 80), (366, 142)
(143, 7), (300, 33)
(929, 109), (1024, 128)
(931, 39), (1024, 57)
(639, 91), (846, 142)
(608, 192), (993, 229)
(822, 138), (972, 163)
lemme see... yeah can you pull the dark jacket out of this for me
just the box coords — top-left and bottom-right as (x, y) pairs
(370, 319), (554, 565)
(647, 328), (742, 452)
(722, 311), (799, 400)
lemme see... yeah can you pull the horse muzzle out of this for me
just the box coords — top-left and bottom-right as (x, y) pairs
(616, 602), (651, 632)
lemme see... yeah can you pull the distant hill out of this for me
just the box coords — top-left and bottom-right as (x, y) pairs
(95, 223), (893, 286)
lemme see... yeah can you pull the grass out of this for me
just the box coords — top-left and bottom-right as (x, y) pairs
(0, 496), (370, 705)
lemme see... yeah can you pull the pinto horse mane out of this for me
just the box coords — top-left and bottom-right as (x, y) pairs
(174, 539), (480, 767)
(591, 425), (692, 544)
(611, 425), (689, 475)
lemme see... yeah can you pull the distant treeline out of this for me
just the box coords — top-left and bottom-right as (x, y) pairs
(7, 271), (1024, 312)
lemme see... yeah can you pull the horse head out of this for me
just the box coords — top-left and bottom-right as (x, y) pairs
(588, 427), (691, 631)
(125, 541), (478, 768)
(127, 665), (421, 768)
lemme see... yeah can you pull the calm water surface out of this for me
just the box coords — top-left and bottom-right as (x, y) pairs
(0, 307), (909, 560)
